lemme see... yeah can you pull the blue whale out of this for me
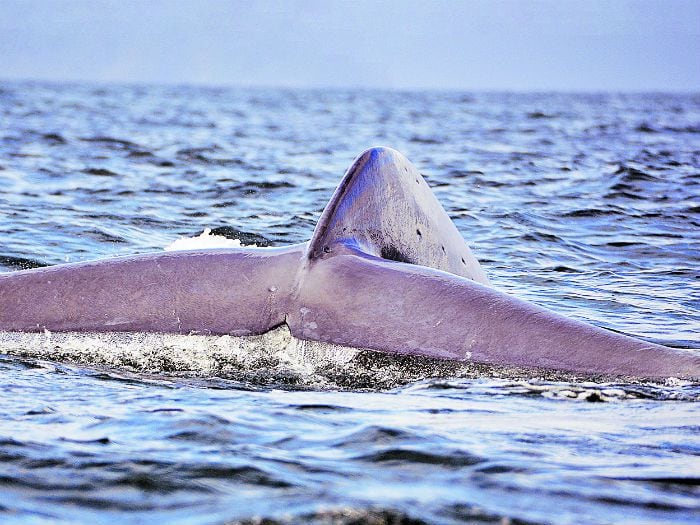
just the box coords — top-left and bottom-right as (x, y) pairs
(1, 147), (698, 379)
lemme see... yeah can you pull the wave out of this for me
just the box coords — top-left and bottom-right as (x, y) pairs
(1, 327), (697, 397)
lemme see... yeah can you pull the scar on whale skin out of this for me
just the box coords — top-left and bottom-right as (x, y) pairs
(0, 147), (698, 379)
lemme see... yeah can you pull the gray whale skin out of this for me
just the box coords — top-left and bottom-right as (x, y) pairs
(1, 147), (698, 379)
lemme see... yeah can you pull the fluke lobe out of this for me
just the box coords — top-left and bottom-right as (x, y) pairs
(1, 147), (698, 379)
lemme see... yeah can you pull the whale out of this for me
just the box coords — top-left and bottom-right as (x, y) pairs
(0, 147), (698, 379)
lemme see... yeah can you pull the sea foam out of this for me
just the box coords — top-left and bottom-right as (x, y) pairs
(164, 228), (257, 251)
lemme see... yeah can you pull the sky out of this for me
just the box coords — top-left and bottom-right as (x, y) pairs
(1, 0), (698, 91)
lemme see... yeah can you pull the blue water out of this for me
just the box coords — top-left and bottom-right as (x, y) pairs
(0, 81), (699, 524)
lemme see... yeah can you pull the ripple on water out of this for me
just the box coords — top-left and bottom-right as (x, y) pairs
(0, 84), (699, 524)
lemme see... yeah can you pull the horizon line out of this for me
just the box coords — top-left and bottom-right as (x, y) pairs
(2, 76), (698, 96)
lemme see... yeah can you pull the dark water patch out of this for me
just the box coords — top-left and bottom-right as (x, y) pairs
(547, 265), (581, 273)
(0, 254), (48, 270)
(208, 226), (272, 246)
(606, 241), (644, 247)
(614, 165), (659, 182)
(41, 132), (66, 144)
(186, 465), (295, 488)
(358, 448), (484, 467)
(605, 190), (645, 200)
(24, 406), (56, 416)
(19, 458), (67, 469)
(234, 180), (296, 193)
(126, 150), (153, 158)
(448, 169), (484, 178)
(636, 122), (656, 133)
(143, 188), (190, 196)
(111, 471), (211, 494)
(589, 494), (685, 512)
(625, 476), (700, 488)
(527, 111), (555, 119)
(475, 463), (530, 475)
(83, 212), (134, 221)
(167, 428), (236, 444)
(561, 208), (620, 218)
(83, 167), (119, 176)
(0, 473), (96, 492)
(82, 229), (128, 243)
(0, 437), (28, 449)
(126, 150), (175, 168)
(610, 182), (634, 191)
(39, 494), (164, 512)
(176, 145), (252, 168)
(665, 124), (700, 133)
(0, 355), (51, 370)
(210, 200), (236, 209)
(409, 136), (441, 144)
(236, 507), (429, 525)
(332, 426), (420, 448)
(521, 232), (562, 243)
(80, 136), (140, 150)
(59, 437), (111, 445)
(293, 403), (352, 412)
(9, 152), (41, 158)
(646, 231), (683, 239)
(90, 371), (164, 387)
(472, 176), (507, 187)
(129, 216), (169, 227)
(441, 504), (535, 524)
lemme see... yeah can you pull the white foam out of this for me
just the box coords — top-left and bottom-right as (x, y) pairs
(0, 326), (361, 387)
(164, 228), (257, 251)
(1, 329), (687, 394)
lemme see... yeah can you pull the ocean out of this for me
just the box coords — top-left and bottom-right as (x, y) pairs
(0, 81), (699, 524)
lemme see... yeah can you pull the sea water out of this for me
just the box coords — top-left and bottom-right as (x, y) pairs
(0, 82), (698, 524)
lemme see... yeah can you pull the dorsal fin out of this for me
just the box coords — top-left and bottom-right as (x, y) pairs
(307, 147), (489, 284)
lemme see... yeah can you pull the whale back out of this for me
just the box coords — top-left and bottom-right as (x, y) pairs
(306, 147), (488, 284)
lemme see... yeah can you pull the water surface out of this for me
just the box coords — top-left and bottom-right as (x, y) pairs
(0, 82), (699, 524)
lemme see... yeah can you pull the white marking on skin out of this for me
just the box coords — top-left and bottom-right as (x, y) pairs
(464, 339), (476, 360)
(269, 286), (277, 292)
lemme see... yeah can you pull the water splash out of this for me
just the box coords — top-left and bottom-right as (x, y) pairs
(164, 228), (258, 251)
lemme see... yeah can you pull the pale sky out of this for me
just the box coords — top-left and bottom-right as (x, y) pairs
(1, 0), (698, 91)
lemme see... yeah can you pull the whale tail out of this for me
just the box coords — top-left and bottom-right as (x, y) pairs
(306, 147), (488, 284)
(292, 147), (698, 379)
(1, 147), (698, 379)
